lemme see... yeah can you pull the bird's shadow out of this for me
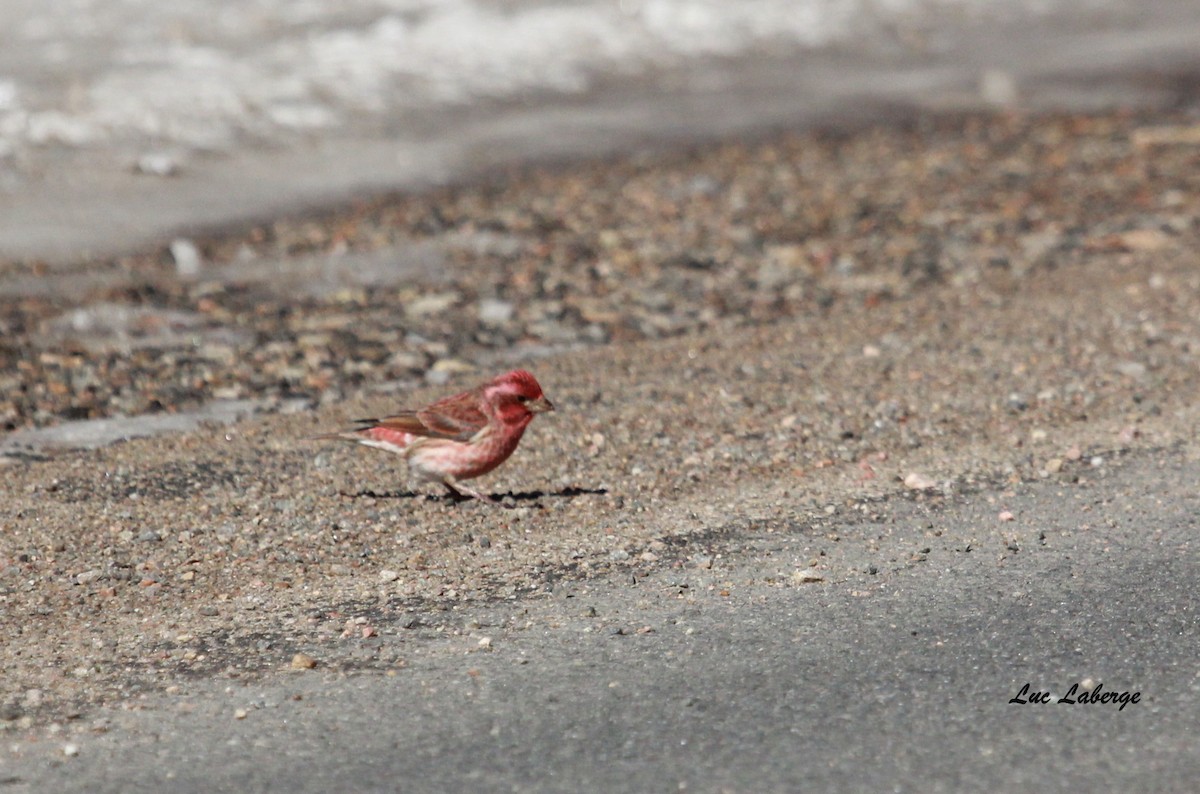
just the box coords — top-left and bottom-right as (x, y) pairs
(338, 486), (608, 507)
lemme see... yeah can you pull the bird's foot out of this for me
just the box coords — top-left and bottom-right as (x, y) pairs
(443, 482), (514, 509)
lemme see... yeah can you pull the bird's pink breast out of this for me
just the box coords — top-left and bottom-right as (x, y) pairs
(407, 424), (527, 480)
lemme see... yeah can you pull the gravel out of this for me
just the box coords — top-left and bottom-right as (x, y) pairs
(2, 110), (1197, 437)
(0, 106), (1198, 730)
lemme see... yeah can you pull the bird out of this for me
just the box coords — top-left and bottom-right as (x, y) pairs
(315, 369), (554, 505)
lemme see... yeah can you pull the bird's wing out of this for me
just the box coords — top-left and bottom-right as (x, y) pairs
(364, 387), (488, 441)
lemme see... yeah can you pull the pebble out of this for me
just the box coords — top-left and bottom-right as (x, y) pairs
(62, 743), (80, 758)
(478, 299), (515, 326)
(75, 569), (102, 585)
(903, 473), (936, 491)
(290, 653), (317, 670)
(1045, 458), (1064, 474)
(406, 292), (459, 317)
(170, 238), (203, 277)
(1117, 426), (1140, 444)
(791, 569), (825, 584)
(979, 69), (1019, 106)
(135, 152), (182, 177)
(1114, 361), (1147, 380)
(234, 708), (248, 720)
(378, 569), (400, 583)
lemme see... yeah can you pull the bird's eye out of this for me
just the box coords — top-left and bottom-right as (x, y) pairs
(517, 395), (530, 403)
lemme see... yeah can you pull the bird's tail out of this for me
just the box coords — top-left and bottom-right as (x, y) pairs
(308, 418), (382, 442)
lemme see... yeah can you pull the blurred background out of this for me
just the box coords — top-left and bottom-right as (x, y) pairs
(2, 0), (1199, 263)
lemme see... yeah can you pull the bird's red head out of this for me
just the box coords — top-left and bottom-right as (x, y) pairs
(485, 370), (555, 424)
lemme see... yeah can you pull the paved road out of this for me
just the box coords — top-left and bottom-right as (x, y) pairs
(7, 449), (1196, 793)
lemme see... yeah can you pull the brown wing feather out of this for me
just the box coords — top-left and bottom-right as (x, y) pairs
(362, 384), (489, 441)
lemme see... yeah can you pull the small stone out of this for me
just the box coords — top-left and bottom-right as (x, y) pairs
(1132, 125), (1200, 148)
(1114, 361), (1147, 380)
(998, 511), (1015, 522)
(1045, 458), (1064, 474)
(1065, 446), (1083, 461)
(979, 69), (1018, 106)
(426, 358), (474, 384)
(407, 292), (459, 317)
(791, 569), (825, 584)
(199, 605), (219, 617)
(587, 432), (606, 456)
(904, 473), (936, 490)
(1114, 229), (1171, 252)
(170, 238), (203, 277)
(378, 569), (400, 583)
(1030, 429), (1048, 443)
(639, 551), (659, 562)
(62, 743), (79, 758)
(135, 152), (181, 177)
(137, 530), (162, 543)
(1090, 456), (1104, 467)
(477, 637), (492, 650)
(234, 708), (248, 720)
(75, 570), (102, 586)
(478, 299), (515, 326)
(290, 653), (317, 670)
(862, 344), (882, 358)
(1006, 393), (1028, 412)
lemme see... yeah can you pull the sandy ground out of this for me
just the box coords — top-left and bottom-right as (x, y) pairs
(0, 106), (1198, 784)
(3, 448), (1197, 793)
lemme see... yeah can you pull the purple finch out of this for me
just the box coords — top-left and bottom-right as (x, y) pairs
(316, 369), (554, 505)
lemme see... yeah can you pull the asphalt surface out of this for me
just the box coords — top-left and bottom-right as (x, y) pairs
(5, 448), (1196, 793)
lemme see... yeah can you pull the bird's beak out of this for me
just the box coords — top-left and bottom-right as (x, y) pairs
(529, 396), (555, 414)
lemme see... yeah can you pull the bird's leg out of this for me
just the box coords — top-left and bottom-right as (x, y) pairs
(440, 483), (472, 503)
(443, 477), (511, 508)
